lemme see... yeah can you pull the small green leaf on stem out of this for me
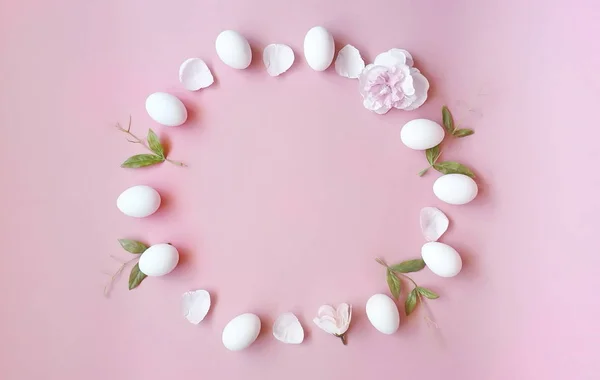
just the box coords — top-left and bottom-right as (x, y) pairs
(386, 269), (401, 299)
(147, 129), (164, 157)
(121, 154), (164, 168)
(390, 258), (426, 273)
(453, 128), (474, 138)
(405, 288), (418, 315)
(417, 287), (439, 299)
(426, 145), (441, 166)
(118, 239), (148, 254)
(442, 106), (455, 134)
(128, 263), (147, 290)
(433, 161), (475, 178)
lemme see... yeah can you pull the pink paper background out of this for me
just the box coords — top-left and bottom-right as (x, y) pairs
(1, 0), (599, 379)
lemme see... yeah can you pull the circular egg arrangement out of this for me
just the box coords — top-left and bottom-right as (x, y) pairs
(114, 25), (480, 351)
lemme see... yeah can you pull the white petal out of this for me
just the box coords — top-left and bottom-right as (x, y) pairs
(374, 48), (414, 68)
(336, 303), (352, 334)
(263, 44), (295, 77)
(334, 45), (365, 79)
(404, 70), (430, 111)
(181, 289), (211, 324)
(273, 312), (304, 344)
(179, 58), (214, 91)
(317, 304), (337, 319)
(372, 103), (392, 114)
(313, 316), (339, 335)
(420, 207), (449, 242)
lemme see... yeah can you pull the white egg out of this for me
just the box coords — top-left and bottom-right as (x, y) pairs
(433, 174), (478, 205)
(303, 26), (335, 71)
(116, 185), (161, 218)
(145, 92), (187, 127)
(222, 313), (261, 351)
(215, 30), (252, 69)
(366, 294), (400, 334)
(421, 242), (462, 277)
(400, 119), (445, 150)
(138, 243), (179, 277)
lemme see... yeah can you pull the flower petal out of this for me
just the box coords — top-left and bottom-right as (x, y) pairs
(374, 48), (414, 68)
(400, 74), (415, 96)
(420, 207), (449, 242)
(335, 44), (365, 79)
(313, 316), (339, 335)
(335, 303), (352, 334)
(317, 304), (336, 319)
(404, 70), (430, 111)
(263, 44), (295, 77)
(181, 289), (211, 324)
(373, 103), (392, 114)
(273, 312), (304, 344)
(179, 58), (214, 91)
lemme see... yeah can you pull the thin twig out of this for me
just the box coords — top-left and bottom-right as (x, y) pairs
(115, 118), (187, 167)
(397, 272), (418, 288)
(104, 257), (138, 298)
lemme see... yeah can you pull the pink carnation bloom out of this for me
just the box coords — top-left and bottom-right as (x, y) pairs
(358, 49), (429, 114)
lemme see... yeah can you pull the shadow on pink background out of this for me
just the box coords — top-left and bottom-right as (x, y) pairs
(0, 0), (599, 379)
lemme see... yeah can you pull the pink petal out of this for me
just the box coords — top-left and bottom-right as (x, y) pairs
(420, 207), (449, 242)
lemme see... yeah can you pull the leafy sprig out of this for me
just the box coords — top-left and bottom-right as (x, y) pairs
(116, 117), (186, 168)
(442, 106), (474, 137)
(418, 106), (476, 178)
(376, 258), (438, 316)
(104, 239), (149, 297)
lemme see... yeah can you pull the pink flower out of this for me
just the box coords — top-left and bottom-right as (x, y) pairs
(358, 49), (429, 114)
(313, 303), (352, 345)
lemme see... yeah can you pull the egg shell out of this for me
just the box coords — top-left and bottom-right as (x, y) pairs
(303, 26), (335, 71)
(400, 119), (445, 150)
(145, 92), (187, 127)
(215, 30), (252, 69)
(366, 294), (400, 334)
(222, 313), (261, 351)
(116, 185), (161, 218)
(138, 243), (179, 277)
(421, 242), (462, 277)
(433, 174), (478, 205)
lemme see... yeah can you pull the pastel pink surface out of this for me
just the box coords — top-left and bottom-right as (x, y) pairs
(0, 1), (598, 379)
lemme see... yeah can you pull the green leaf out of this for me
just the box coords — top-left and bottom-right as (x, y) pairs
(118, 239), (148, 254)
(426, 144), (441, 166)
(442, 106), (455, 134)
(128, 263), (147, 290)
(417, 287), (440, 299)
(405, 288), (418, 315)
(453, 128), (474, 138)
(433, 161), (475, 178)
(147, 129), (164, 157)
(386, 269), (401, 300)
(121, 154), (164, 168)
(390, 259), (426, 273)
